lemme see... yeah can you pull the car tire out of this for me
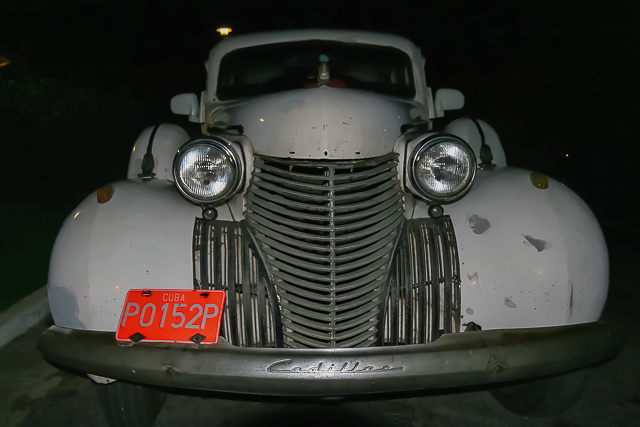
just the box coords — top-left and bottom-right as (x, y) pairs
(489, 368), (590, 417)
(96, 381), (167, 427)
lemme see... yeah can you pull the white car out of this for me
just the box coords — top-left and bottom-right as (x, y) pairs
(38, 29), (623, 427)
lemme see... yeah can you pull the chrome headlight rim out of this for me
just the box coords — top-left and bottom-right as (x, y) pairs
(409, 133), (477, 204)
(173, 137), (244, 206)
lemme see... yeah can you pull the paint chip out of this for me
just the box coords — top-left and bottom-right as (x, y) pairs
(466, 307), (474, 315)
(504, 297), (517, 308)
(467, 272), (479, 285)
(468, 215), (490, 235)
(522, 234), (546, 252)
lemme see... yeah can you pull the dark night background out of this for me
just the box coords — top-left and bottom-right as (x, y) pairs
(1, 0), (639, 308)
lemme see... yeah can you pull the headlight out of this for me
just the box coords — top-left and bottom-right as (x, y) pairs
(409, 134), (476, 203)
(173, 137), (243, 205)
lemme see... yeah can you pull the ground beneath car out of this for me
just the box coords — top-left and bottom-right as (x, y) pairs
(1, 229), (638, 427)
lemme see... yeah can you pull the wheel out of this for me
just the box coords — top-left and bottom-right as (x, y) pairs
(489, 369), (590, 417)
(96, 381), (167, 427)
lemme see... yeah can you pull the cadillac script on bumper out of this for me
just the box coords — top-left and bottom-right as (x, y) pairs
(267, 359), (404, 374)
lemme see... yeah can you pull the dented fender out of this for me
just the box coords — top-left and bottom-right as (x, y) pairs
(414, 167), (608, 330)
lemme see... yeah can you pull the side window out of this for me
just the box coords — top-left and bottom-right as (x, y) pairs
(389, 66), (410, 85)
(221, 73), (234, 86)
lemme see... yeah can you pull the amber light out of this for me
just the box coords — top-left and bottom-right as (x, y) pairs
(97, 184), (115, 204)
(529, 172), (549, 190)
(0, 57), (10, 67)
(216, 27), (232, 35)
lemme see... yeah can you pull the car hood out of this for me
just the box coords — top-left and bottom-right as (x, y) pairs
(209, 87), (426, 159)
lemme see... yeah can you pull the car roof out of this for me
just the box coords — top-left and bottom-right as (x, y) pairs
(208, 29), (424, 60)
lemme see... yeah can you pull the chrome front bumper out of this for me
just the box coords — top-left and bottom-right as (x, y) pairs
(38, 321), (624, 396)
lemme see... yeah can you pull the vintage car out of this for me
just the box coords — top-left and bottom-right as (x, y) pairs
(38, 29), (623, 426)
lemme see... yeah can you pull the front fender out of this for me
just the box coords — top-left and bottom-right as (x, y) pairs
(413, 168), (607, 330)
(48, 180), (201, 331)
(50, 169), (608, 333)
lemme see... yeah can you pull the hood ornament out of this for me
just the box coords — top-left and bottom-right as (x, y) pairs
(317, 54), (330, 85)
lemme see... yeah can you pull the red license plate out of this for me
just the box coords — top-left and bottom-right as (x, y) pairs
(116, 289), (225, 345)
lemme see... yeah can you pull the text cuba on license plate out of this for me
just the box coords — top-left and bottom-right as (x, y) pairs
(116, 289), (225, 345)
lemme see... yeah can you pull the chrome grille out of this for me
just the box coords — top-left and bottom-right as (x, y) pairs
(192, 154), (462, 349)
(246, 154), (405, 348)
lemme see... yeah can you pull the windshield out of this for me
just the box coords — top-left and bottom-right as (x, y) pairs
(216, 41), (415, 100)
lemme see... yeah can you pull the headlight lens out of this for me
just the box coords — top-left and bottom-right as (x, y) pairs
(410, 134), (476, 202)
(173, 138), (243, 204)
